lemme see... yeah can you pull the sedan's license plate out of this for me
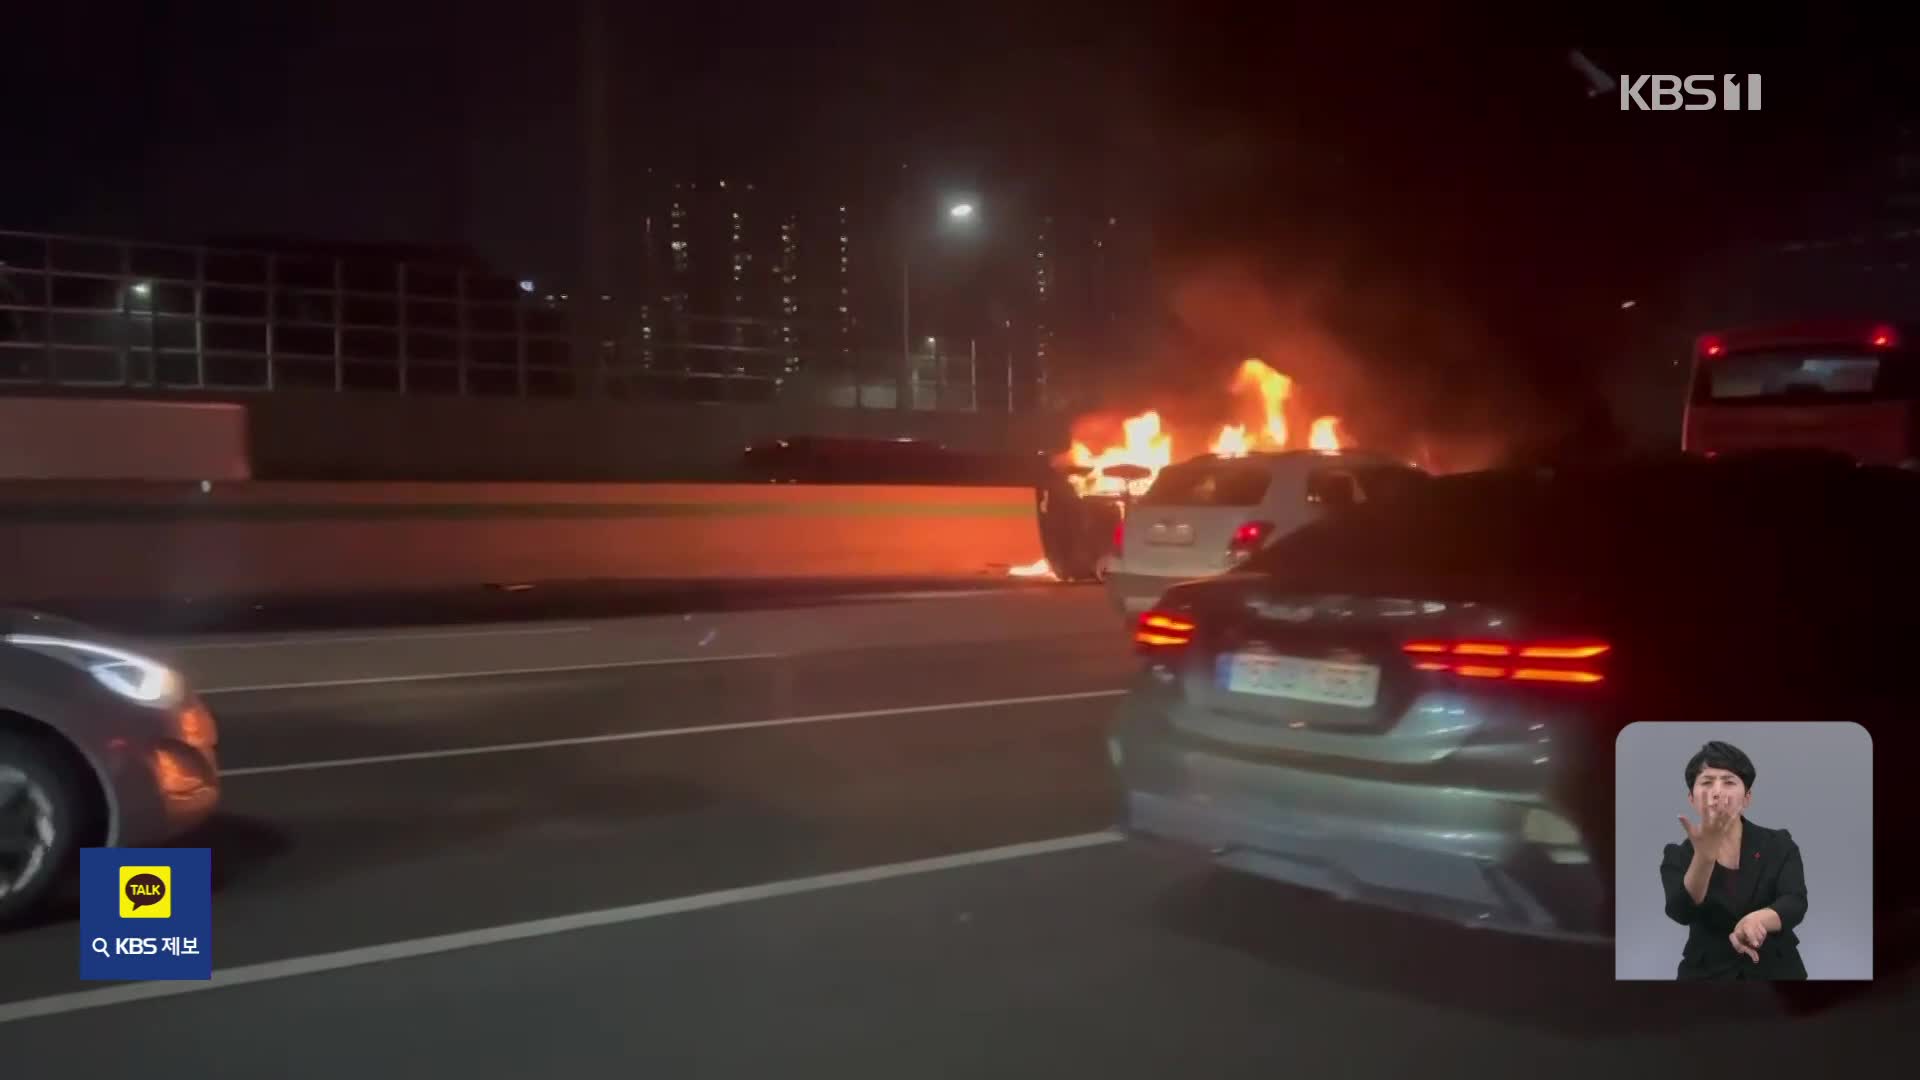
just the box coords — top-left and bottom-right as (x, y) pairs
(1219, 652), (1380, 708)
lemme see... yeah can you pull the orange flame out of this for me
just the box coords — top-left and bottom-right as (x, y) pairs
(1056, 360), (1347, 500)
(1308, 416), (1348, 451)
(1235, 359), (1293, 448)
(1066, 409), (1173, 497)
(1007, 556), (1056, 579)
(1209, 423), (1251, 457)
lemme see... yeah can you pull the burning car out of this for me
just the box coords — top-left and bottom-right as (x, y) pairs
(1105, 449), (1427, 617)
(1014, 358), (1423, 598)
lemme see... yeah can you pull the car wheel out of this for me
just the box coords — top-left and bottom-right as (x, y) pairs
(0, 734), (82, 924)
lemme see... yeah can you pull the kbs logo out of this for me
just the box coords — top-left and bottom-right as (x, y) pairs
(1620, 74), (1762, 111)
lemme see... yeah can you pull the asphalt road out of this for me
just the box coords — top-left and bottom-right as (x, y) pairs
(0, 584), (1911, 1076)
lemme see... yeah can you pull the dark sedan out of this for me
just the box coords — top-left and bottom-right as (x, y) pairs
(1109, 456), (1917, 942)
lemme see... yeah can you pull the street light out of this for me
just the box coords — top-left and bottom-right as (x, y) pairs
(126, 282), (155, 385)
(902, 202), (979, 410)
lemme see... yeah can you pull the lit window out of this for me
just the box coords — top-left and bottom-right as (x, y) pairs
(671, 240), (687, 251)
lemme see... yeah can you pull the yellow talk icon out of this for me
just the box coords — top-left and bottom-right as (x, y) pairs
(119, 865), (172, 919)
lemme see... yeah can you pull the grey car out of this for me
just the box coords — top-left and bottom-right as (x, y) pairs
(0, 610), (220, 922)
(1110, 457), (1917, 942)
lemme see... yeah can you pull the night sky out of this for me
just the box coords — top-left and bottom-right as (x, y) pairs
(6, 7), (1916, 435)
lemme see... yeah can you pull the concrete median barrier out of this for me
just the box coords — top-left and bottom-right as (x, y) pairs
(0, 482), (1049, 605)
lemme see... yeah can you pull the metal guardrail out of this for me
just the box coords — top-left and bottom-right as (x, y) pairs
(0, 229), (1031, 410)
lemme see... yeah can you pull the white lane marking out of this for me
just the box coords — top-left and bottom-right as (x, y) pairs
(169, 624), (595, 650)
(218, 689), (1129, 776)
(198, 652), (782, 694)
(0, 830), (1125, 1026)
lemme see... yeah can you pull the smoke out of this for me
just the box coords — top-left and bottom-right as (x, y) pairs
(1070, 257), (1593, 473)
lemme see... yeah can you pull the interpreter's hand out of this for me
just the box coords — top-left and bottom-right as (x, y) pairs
(1731, 910), (1769, 963)
(1678, 800), (1739, 852)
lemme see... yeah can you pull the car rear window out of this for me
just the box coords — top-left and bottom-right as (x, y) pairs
(1138, 460), (1273, 507)
(1693, 348), (1912, 405)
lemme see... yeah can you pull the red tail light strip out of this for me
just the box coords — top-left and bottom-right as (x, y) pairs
(1517, 643), (1609, 659)
(1513, 668), (1604, 684)
(1401, 640), (1610, 684)
(1135, 611), (1197, 651)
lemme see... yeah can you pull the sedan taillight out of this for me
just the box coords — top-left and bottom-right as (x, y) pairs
(1401, 639), (1610, 685)
(1135, 610), (1197, 652)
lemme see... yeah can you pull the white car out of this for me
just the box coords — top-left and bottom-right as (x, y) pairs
(1104, 450), (1426, 619)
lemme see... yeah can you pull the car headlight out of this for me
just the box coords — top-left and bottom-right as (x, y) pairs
(4, 633), (186, 708)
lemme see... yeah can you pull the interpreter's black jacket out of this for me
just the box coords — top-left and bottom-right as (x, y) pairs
(1661, 818), (1809, 981)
